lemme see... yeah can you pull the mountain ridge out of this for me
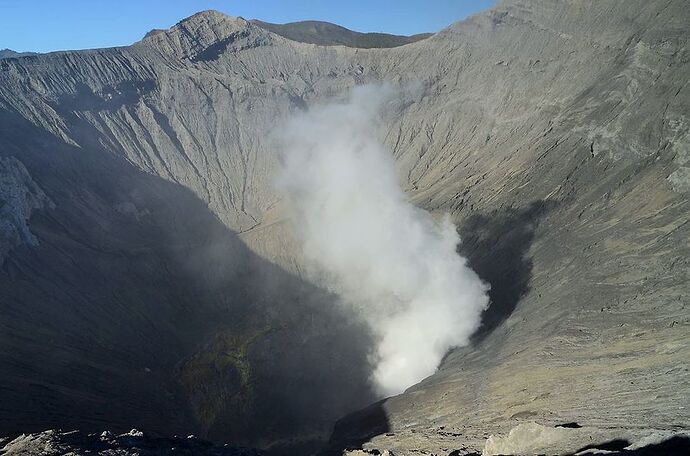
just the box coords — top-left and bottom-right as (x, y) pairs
(249, 19), (432, 48)
(0, 49), (39, 59)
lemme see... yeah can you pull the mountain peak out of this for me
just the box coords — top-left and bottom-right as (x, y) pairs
(182, 9), (240, 22)
(173, 9), (248, 29)
(146, 9), (250, 38)
(139, 10), (267, 61)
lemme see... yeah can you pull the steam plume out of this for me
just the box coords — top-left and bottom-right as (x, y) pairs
(276, 85), (489, 396)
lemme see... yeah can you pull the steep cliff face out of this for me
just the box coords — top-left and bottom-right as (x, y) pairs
(0, 17), (376, 450)
(0, 1), (688, 454)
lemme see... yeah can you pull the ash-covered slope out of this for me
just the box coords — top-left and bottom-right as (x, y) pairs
(327, 1), (690, 453)
(0, 1), (688, 454)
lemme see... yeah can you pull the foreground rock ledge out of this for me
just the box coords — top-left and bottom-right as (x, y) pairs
(340, 422), (690, 456)
(2, 425), (690, 455)
(0, 429), (263, 455)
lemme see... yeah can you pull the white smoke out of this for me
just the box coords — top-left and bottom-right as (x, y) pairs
(276, 85), (489, 396)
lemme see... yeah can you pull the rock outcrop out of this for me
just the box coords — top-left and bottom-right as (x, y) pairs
(0, 156), (53, 263)
(0, 1), (688, 454)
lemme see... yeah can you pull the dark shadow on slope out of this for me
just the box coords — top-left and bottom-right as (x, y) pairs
(625, 435), (690, 455)
(458, 200), (558, 344)
(556, 422), (583, 429)
(576, 439), (631, 453)
(571, 435), (690, 455)
(0, 108), (376, 452)
(192, 32), (251, 63)
(321, 399), (390, 456)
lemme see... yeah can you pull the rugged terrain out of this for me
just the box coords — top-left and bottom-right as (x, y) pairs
(0, 0), (688, 454)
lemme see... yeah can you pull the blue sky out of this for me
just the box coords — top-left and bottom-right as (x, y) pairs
(0, 0), (495, 53)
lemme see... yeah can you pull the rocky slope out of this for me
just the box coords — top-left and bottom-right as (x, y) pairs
(0, 1), (688, 454)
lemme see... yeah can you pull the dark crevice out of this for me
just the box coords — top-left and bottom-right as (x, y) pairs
(556, 422), (583, 429)
(321, 399), (390, 456)
(568, 435), (690, 455)
(458, 200), (558, 344)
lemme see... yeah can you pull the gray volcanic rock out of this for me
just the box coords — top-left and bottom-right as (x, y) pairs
(481, 422), (690, 456)
(0, 1), (688, 455)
